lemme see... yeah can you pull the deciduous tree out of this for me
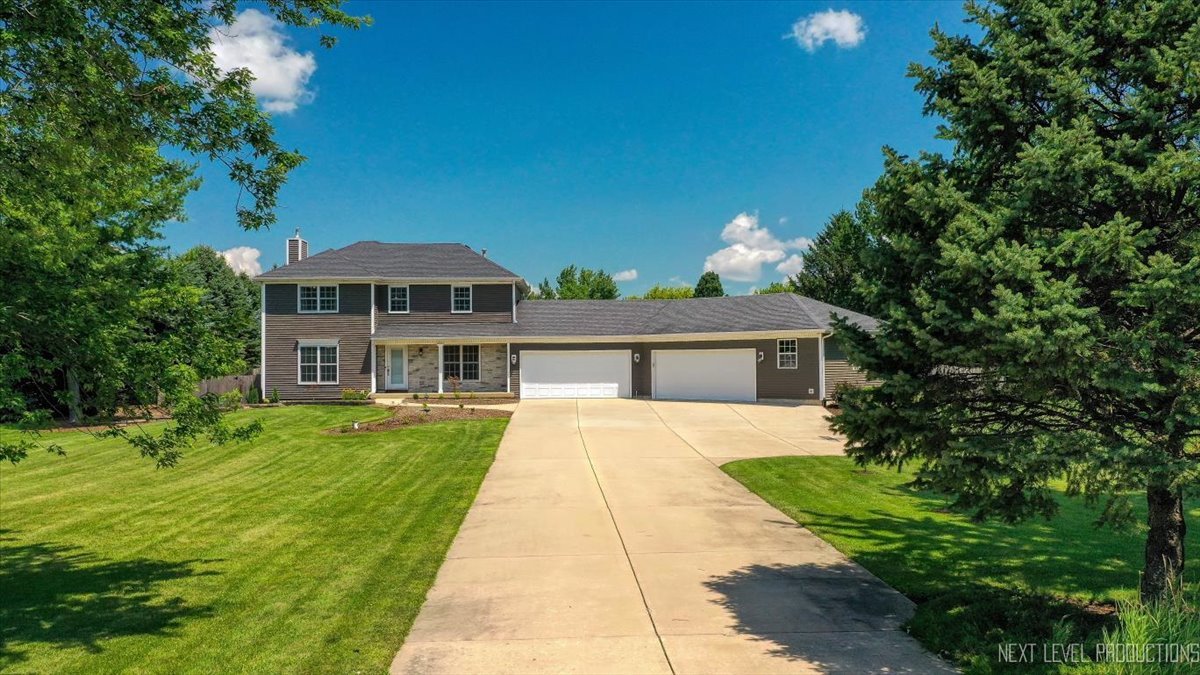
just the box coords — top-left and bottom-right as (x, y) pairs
(833, 0), (1200, 601)
(632, 284), (694, 300)
(533, 266), (620, 299)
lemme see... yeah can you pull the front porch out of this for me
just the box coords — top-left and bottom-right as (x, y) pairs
(373, 341), (511, 395)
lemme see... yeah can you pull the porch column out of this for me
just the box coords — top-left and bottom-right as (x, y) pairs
(370, 343), (377, 395)
(506, 343), (512, 393)
(437, 343), (444, 394)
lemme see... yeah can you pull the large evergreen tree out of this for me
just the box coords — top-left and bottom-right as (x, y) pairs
(174, 247), (261, 367)
(833, 0), (1200, 601)
(693, 271), (725, 298)
(789, 210), (872, 313)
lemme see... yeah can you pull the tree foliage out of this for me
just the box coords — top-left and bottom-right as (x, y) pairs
(753, 281), (792, 295)
(832, 0), (1200, 601)
(534, 266), (620, 299)
(174, 247), (261, 367)
(0, 1), (365, 465)
(632, 284), (694, 300)
(789, 210), (873, 312)
(693, 271), (725, 298)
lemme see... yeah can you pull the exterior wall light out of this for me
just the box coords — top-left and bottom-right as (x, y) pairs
(510, 353), (518, 365)
(757, 351), (765, 363)
(633, 353), (641, 363)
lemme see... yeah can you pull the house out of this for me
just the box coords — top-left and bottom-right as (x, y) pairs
(256, 231), (877, 402)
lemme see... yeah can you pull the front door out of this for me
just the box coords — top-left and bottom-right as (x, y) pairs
(387, 346), (408, 390)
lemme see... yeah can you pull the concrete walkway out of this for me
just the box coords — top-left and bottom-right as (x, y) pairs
(392, 399), (950, 674)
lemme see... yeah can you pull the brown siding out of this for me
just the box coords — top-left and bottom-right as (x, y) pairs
(509, 338), (821, 401)
(263, 283), (372, 400)
(375, 283), (512, 325)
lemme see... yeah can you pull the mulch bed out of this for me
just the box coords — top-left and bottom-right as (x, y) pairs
(330, 405), (512, 433)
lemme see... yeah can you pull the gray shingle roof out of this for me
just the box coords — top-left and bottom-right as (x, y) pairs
(371, 293), (876, 340)
(257, 242), (522, 281)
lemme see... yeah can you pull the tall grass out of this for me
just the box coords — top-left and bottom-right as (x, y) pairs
(1090, 578), (1200, 674)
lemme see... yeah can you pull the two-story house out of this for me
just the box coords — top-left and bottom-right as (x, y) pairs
(257, 231), (876, 402)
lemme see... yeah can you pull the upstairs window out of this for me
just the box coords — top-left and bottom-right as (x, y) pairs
(451, 285), (473, 313)
(299, 342), (338, 384)
(443, 345), (480, 381)
(388, 285), (409, 313)
(777, 339), (798, 369)
(299, 285), (338, 313)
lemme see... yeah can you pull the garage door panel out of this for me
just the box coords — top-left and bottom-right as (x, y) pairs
(652, 349), (756, 402)
(520, 351), (631, 399)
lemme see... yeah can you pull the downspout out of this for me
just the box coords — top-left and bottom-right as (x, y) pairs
(369, 287), (377, 395)
(260, 284), (267, 397)
(818, 333), (827, 402)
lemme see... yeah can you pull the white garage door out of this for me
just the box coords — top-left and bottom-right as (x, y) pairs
(520, 350), (632, 399)
(652, 349), (757, 402)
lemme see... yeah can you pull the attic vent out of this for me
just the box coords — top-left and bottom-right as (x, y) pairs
(287, 228), (309, 265)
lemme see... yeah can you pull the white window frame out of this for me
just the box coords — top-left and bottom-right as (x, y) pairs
(451, 284), (473, 314)
(777, 338), (799, 369)
(443, 344), (481, 382)
(298, 339), (339, 385)
(388, 284), (410, 313)
(297, 284), (339, 314)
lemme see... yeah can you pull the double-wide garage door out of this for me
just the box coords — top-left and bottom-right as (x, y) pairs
(518, 347), (758, 402)
(652, 348), (757, 402)
(520, 350), (631, 399)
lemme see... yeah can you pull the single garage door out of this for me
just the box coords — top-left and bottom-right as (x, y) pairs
(652, 348), (757, 402)
(520, 350), (632, 399)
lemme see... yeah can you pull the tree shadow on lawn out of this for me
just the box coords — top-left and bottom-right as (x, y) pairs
(0, 529), (218, 668)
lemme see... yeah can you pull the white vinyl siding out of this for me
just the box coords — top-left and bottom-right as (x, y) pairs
(451, 285), (473, 313)
(777, 338), (798, 369)
(298, 285), (338, 313)
(388, 285), (409, 313)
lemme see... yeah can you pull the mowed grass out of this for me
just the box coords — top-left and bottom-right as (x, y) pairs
(723, 456), (1200, 672)
(0, 405), (506, 674)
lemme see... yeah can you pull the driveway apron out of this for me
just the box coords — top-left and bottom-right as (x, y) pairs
(391, 399), (950, 674)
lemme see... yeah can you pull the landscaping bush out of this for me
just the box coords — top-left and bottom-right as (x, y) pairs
(341, 388), (369, 401)
(247, 387), (262, 404)
(217, 390), (243, 411)
(269, 387), (281, 404)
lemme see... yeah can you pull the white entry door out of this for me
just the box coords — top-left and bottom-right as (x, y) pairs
(387, 346), (408, 389)
(520, 350), (631, 399)
(652, 349), (757, 402)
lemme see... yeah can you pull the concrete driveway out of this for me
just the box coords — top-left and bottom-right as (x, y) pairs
(392, 399), (949, 674)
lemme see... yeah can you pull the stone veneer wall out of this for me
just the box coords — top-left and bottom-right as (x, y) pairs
(377, 343), (508, 394)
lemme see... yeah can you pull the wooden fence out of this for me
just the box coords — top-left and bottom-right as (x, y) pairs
(197, 369), (261, 398)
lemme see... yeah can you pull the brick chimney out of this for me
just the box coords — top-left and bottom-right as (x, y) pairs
(286, 228), (308, 265)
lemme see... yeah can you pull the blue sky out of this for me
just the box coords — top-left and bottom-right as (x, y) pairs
(170, 1), (968, 294)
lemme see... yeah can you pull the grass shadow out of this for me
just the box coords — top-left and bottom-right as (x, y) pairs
(0, 529), (217, 668)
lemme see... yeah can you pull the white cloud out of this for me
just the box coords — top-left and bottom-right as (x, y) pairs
(788, 10), (866, 52)
(703, 213), (811, 282)
(776, 254), (805, 276)
(209, 9), (317, 113)
(221, 246), (263, 276)
(612, 268), (639, 282)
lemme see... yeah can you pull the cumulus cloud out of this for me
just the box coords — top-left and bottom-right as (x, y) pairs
(221, 246), (263, 276)
(789, 9), (866, 52)
(776, 254), (805, 276)
(209, 9), (317, 113)
(703, 213), (811, 282)
(612, 268), (639, 282)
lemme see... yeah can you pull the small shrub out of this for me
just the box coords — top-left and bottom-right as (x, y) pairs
(217, 390), (243, 411)
(247, 387), (262, 404)
(458, 403), (464, 409)
(341, 388), (369, 401)
(270, 387), (281, 404)
(421, 402), (430, 412)
(412, 392), (419, 400)
(1092, 579), (1200, 674)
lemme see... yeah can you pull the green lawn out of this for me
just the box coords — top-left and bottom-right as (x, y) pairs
(723, 456), (1200, 672)
(1, 406), (506, 674)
